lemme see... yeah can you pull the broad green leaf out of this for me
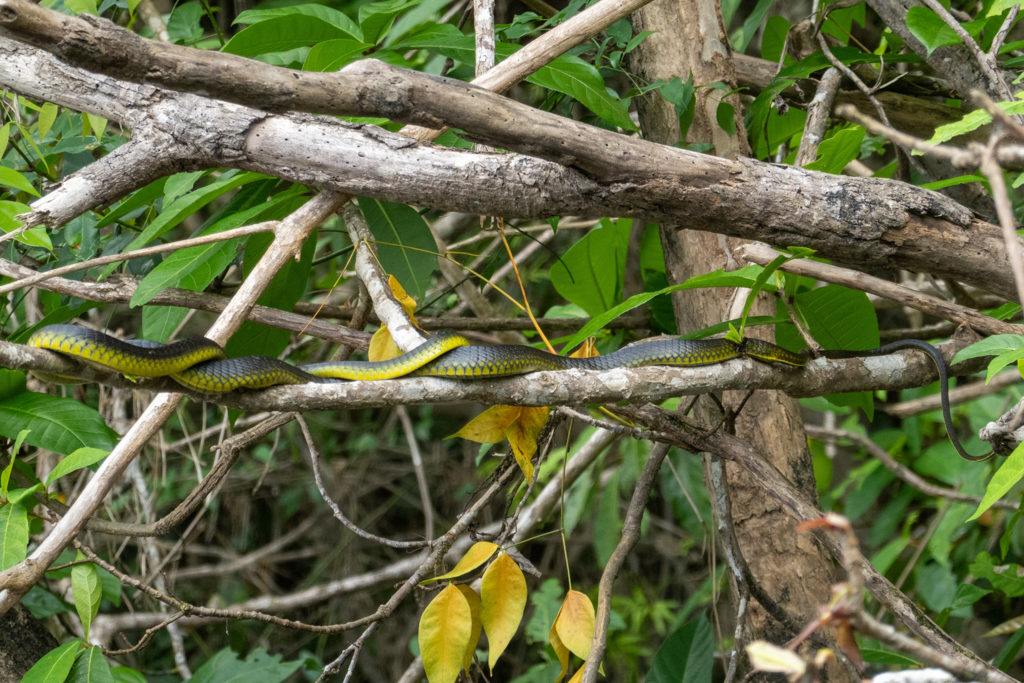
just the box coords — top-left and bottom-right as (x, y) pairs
(166, 1), (203, 44)
(738, 254), (790, 334)
(422, 542), (499, 584)
(419, 584), (474, 683)
(46, 447), (110, 487)
(906, 6), (963, 55)
(794, 285), (879, 351)
(223, 16), (362, 56)
(730, 0), (774, 51)
(107, 171), (263, 267)
(190, 648), (303, 683)
(303, 39), (372, 71)
(805, 126), (866, 175)
(110, 667), (147, 683)
(359, 0), (420, 44)
(551, 219), (630, 317)
(141, 306), (189, 344)
(84, 114), (106, 142)
(68, 645), (113, 683)
(481, 552), (527, 673)
(0, 200), (51, 249)
(985, 349), (1024, 382)
(21, 640), (83, 683)
(646, 616), (714, 683)
(358, 198), (437, 302)
(93, 178), (166, 231)
(528, 55), (636, 131)
(0, 393), (116, 455)
(71, 554), (102, 642)
(1, 428), (29, 496)
(64, 0), (98, 15)
(0, 122), (10, 157)
(0, 502), (29, 570)
(163, 170), (206, 205)
(760, 14), (791, 62)
(0, 167), (40, 197)
(953, 334), (1024, 364)
(968, 441), (1024, 521)
(130, 241), (237, 308)
(236, 3), (361, 39)
(37, 102), (59, 140)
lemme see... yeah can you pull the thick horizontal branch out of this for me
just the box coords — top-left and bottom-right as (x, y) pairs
(3, 338), (978, 412)
(0, 27), (1017, 297)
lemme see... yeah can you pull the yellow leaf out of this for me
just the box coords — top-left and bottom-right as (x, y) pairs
(369, 325), (402, 362)
(568, 664), (587, 683)
(454, 584), (482, 674)
(481, 552), (528, 673)
(422, 542), (500, 585)
(554, 590), (595, 661)
(746, 640), (806, 676)
(548, 616), (570, 683)
(388, 275), (418, 319)
(505, 406), (548, 482)
(452, 405), (522, 444)
(569, 338), (599, 359)
(419, 584), (473, 683)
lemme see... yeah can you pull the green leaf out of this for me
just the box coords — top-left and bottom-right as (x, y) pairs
(0, 502), (29, 570)
(68, 645), (113, 683)
(953, 334), (1024, 365)
(72, 554), (102, 642)
(236, 3), (361, 38)
(21, 640), (84, 683)
(970, 550), (1024, 597)
(0, 167), (40, 197)
(551, 219), (631, 318)
(730, 0), (774, 52)
(646, 615), (713, 683)
(167, 2), (203, 44)
(794, 285), (879, 351)
(357, 198), (437, 303)
(906, 6), (963, 55)
(760, 14), (791, 62)
(359, 0), (419, 44)
(1, 428), (29, 497)
(594, 474), (621, 567)
(528, 55), (636, 131)
(303, 39), (372, 71)
(0, 122), (10, 157)
(46, 447), (110, 487)
(37, 102), (59, 140)
(0, 393), (116, 456)
(805, 126), (866, 175)
(190, 647), (303, 683)
(110, 667), (147, 683)
(0, 200), (51, 249)
(105, 171), (263, 270)
(223, 15), (362, 56)
(920, 174), (987, 190)
(738, 254), (790, 334)
(968, 441), (1024, 521)
(131, 241), (237, 308)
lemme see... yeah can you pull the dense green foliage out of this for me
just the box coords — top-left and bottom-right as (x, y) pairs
(2, 0), (1024, 681)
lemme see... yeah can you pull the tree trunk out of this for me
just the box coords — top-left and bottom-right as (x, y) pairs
(630, 0), (849, 677)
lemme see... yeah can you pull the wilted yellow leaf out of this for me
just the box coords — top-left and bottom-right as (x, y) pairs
(481, 552), (528, 673)
(452, 405), (522, 444)
(554, 590), (595, 661)
(505, 406), (548, 482)
(548, 617), (570, 683)
(369, 325), (402, 362)
(419, 584), (473, 683)
(569, 338), (599, 359)
(389, 275), (418, 319)
(746, 640), (806, 677)
(421, 542), (500, 585)
(568, 665), (587, 683)
(454, 584), (482, 674)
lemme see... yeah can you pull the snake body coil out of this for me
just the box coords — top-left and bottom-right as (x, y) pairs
(24, 323), (989, 461)
(27, 324), (803, 391)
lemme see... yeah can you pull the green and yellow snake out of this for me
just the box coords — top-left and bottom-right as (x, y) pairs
(22, 323), (991, 461)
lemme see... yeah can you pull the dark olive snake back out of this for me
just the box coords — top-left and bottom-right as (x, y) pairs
(22, 323), (989, 461)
